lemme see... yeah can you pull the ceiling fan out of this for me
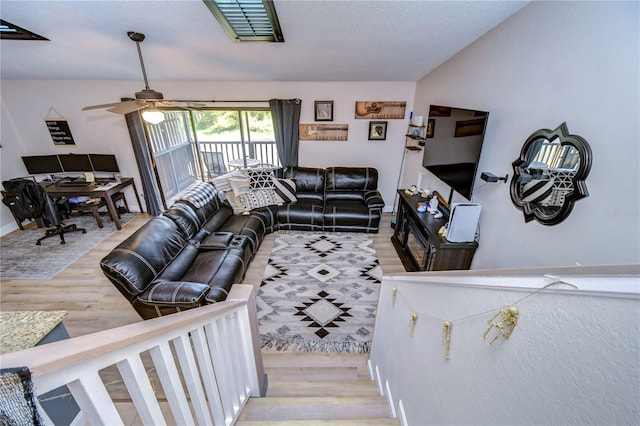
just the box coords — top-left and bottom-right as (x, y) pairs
(82, 31), (203, 124)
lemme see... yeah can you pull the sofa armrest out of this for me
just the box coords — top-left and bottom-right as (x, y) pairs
(365, 190), (385, 210)
(137, 280), (210, 308)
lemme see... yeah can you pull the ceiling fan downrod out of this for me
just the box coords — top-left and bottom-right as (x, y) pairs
(127, 31), (163, 100)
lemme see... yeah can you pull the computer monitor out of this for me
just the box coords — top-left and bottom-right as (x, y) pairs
(89, 154), (120, 173)
(22, 155), (63, 174)
(59, 154), (92, 172)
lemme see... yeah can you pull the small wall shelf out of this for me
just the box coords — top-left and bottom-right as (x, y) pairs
(405, 123), (426, 150)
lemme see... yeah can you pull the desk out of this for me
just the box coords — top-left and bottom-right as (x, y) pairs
(44, 177), (142, 230)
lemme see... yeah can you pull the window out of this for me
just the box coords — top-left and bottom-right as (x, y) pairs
(145, 108), (278, 205)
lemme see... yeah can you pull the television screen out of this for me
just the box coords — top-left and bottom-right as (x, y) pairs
(59, 154), (92, 172)
(89, 154), (120, 172)
(422, 105), (489, 200)
(22, 155), (63, 174)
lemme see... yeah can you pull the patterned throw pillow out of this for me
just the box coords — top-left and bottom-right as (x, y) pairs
(211, 170), (248, 194)
(272, 177), (297, 203)
(248, 168), (276, 189)
(229, 177), (253, 197)
(239, 189), (284, 211)
(225, 191), (249, 215)
(522, 178), (555, 203)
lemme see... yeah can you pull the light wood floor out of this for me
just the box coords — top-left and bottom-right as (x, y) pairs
(0, 213), (406, 338)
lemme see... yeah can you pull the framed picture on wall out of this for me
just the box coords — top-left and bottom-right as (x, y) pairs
(368, 121), (387, 140)
(315, 101), (334, 121)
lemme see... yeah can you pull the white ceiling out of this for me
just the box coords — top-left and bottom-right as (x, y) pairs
(0, 0), (529, 82)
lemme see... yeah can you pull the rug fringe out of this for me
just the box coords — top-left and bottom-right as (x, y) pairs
(261, 335), (371, 353)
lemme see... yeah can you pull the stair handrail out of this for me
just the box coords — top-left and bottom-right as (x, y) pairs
(0, 284), (265, 426)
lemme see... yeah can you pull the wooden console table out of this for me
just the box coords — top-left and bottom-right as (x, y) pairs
(44, 177), (142, 230)
(391, 190), (478, 271)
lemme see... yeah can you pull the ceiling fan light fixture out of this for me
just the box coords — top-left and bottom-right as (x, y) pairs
(142, 109), (165, 125)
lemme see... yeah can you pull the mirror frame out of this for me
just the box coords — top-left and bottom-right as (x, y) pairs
(510, 122), (592, 225)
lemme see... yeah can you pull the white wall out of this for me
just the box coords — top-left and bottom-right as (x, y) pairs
(402, 1), (640, 268)
(0, 80), (416, 234)
(370, 272), (640, 426)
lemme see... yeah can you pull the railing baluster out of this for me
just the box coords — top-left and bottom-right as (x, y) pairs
(172, 332), (213, 425)
(205, 320), (238, 423)
(191, 327), (227, 425)
(117, 355), (166, 425)
(67, 372), (123, 425)
(149, 342), (194, 425)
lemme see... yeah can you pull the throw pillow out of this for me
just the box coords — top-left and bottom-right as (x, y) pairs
(272, 177), (297, 203)
(211, 169), (248, 194)
(239, 189), (284, 211)
(229, 177), (253, 197)
(248, 167), (276, 189)
(225, 191), (249, 215)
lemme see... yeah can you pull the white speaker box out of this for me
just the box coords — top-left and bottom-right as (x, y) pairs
(446, 203), (482, 243)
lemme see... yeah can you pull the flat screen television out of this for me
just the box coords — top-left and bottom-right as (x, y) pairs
(422, 105), (489, 201)
(22, 155), (63, 174)
(59, 154), (92, 172)
(89, 154), (120, 172)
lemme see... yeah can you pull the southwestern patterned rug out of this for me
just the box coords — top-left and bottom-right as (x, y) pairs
(257, 231), (383, 353)
(0, 212), (135, 280)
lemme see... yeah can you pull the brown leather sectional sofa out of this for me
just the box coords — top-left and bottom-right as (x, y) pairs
(100, 166), (385, 319)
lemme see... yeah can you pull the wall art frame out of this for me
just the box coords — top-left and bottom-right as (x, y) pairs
(314, 100), (334, 121)
(354, 101), (406, 119)
(368, 121), (388, 140)
(299, 123), (348, 141)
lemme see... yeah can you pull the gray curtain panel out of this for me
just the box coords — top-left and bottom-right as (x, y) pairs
(269, 99), (301, 168)
(124, 111), (164, 216)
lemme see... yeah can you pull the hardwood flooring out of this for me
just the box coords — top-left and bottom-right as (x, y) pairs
(0, 213), (405, 338)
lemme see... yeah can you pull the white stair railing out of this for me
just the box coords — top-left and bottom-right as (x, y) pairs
(0, 284), (266, 426)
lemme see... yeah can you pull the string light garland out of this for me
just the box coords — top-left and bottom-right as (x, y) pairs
(392, 280), (577, 358)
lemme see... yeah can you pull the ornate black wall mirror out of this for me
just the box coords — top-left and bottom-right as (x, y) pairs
(510, 122), (592, 225)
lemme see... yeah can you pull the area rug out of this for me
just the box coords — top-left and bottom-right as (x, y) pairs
(0, 213), (136, 279)
(257, 231), (383, 353)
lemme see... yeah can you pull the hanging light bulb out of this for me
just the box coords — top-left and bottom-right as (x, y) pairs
(141, 104), (164, 124)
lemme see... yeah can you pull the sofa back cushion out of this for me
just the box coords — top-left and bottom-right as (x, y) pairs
(283, 167), (324, 202)
(100, 216), (189, 300)
(163, 203), (201, 239)
(324, 167), (378, 202)
(174, 181), (222, 226)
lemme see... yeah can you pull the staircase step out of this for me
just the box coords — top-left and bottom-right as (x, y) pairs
(267, 380), (380, 397)
(265, 365), (369, 382)
(238, 396), (390, 421)
(262, 351), (370, 368)
(237, 418), (400, 425)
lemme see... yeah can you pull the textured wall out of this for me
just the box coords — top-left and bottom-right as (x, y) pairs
(370, 273), (640, 425)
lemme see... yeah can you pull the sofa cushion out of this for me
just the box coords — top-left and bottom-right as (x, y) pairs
(229, 177), (253, 197)
(211, 169), (248, 194)
(100, 216), (188, 300)
(278, 200), (324, 232)
(239, 188), (284, 211)
(325, 167), (378, 191)
(163, 203), (201, 239)
(272, 177), (297, 203)
(324, 200), (381, 233)
(283, 167), (324, 194)
(248, 167), (276, 189)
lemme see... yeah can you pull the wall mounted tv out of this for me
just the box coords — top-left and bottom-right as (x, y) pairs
(422, 105), (489, 201)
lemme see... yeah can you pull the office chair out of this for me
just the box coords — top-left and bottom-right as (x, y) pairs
(2, 178), (86, 245)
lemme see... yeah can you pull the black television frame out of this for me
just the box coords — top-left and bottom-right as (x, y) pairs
(58, 154), (93, 172)
(89, 154), (120, 173)
(422, 105), (489, 202)
(22, 155), (63, 174)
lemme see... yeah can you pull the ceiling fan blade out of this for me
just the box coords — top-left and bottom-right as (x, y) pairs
(106, 101), (148, 114)
(82, 101), (130, 111)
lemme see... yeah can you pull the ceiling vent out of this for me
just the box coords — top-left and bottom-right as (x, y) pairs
(203, 0), (284, 42)
(0, 20), (48, 40)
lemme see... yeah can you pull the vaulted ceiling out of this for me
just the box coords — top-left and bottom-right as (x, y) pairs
(0, 0), (529, 82)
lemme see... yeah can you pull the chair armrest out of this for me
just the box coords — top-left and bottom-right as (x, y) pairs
(137, 280), (210, 308)
(365, 190), (385, 210)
